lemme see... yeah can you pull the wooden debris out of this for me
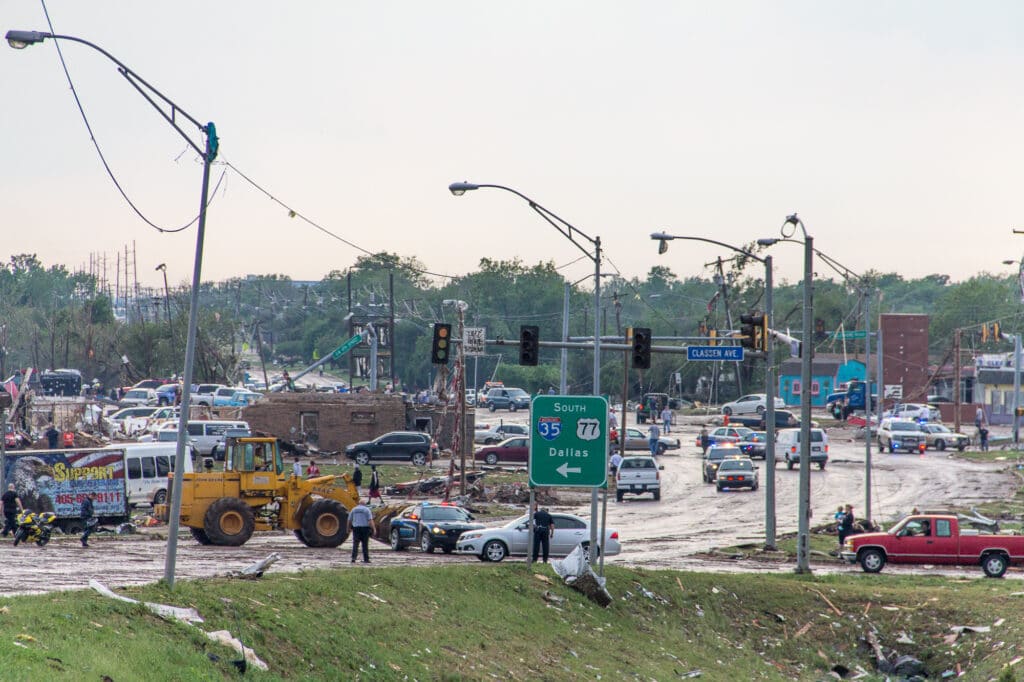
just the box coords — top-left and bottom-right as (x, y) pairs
(806, 587), (842, 616)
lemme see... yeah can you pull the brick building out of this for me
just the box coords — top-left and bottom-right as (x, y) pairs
(241, 393), (472, 453)
(880, 313), (930, 404)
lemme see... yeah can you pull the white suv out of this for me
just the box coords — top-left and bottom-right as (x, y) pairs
(877, 418), (928, 453)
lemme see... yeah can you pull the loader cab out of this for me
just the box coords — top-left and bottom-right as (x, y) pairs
(224, 432), (283, 476)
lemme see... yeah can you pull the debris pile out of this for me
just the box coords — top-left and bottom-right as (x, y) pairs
(551, 544), (612, 607)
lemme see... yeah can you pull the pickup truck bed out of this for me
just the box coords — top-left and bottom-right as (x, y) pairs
(842, 514), (1024, 578)
(615, 456), (663, 502)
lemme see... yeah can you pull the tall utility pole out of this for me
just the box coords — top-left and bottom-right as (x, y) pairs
(954, 329), (962, 434)
(443, 300), (469, 494)
(863, 288), (873, 523)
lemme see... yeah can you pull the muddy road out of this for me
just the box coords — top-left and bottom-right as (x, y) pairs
(0, 415), (1018, 595)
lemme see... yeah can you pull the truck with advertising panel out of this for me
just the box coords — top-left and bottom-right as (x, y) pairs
(3, 448), (130, 534)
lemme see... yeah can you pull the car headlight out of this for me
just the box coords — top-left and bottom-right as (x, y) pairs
(431, 526), (446, 535)
(460, 532), (480, 541)
(843, 539), (853, 550)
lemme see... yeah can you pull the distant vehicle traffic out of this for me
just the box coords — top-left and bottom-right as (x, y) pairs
(615, 427), (681, 454)
(775, 428), (829, 469)
(473, 437), (528, 465)
(474, 423), (529, 445)
(615, 456), (663, 501)
(720, 394), (786, 416)
(389, 502), (484, 554)
(345, 431), (432, 465)
(715, 457), (759, 492)
(480, 387), (531, 412)
(455, 512), (621, 562)
(919, 423), (968, 451)
(702, 445), (744, 483)
(737, 431), (767, 459)
(120, 388), (157, 407)
(702, 426), (753, 447)
(877, 418), (928, 454)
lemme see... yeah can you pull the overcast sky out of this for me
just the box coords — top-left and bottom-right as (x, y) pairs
(3, 2), (1022, 291)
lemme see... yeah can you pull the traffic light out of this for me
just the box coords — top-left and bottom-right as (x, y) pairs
(431, 323), (451, 364)
(632, 327), (652, 369)
(739, 314), (757, 350)
(519, 325), (539, 366)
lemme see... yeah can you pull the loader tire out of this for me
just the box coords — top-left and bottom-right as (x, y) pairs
(301, 499), (349, 548)
(203, 498), (255, 546)
(294, 529), (309, 546)
(190, 527), (213, 545)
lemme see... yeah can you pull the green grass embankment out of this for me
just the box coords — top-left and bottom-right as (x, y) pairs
(2, 565), (1024, 680)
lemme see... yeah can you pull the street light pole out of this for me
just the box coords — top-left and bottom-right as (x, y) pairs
(449, 182), (603, 565)
(650, 232), (776, 548)
(6, 29), (218, 588)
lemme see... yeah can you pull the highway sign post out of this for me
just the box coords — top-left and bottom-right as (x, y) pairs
(529, 395), (608, 488)
(331, 333), (363, 360)
(687, 346), (744, 361)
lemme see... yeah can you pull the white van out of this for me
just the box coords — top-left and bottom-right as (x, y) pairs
(774, 428), (829, 469)
(107, 443), (195, 507)
(156, 420), (249, 458)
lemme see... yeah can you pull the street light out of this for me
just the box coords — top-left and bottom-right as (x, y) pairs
(449, 181), (604, 564)
(7, 29), (218, 588)
(758, 214), (813, 573)
(650, 232), (778, 549)
(155, 263), (172, 328)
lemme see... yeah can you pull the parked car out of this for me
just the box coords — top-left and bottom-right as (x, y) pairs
(720, 393), (786, 416)
(465, 389), (477, 406)
(211, 387), (244, 407)
(775, 427), (829, 469)
(474, 423), (529, 445)
(226, 387), (264, 403)
(120, 388), (157, 407)
(702, 426), (753, 447)
(105, 406), (159, 435)
(919, 423), (968, 451)
(702, 445), (745, 483)
(474, 437), (528, 465)
(155, 420), (249, 458)
(4, 423), (26, 450)
(732, 409), (808, 430)
(841, 513), (1024, 578)
(615, 427), (681, 454)
(190, 383), (227, 407)
(737, 431), (767, 459)
(615, 455), (663, 501)
(877, 418), (928, 454)
(345, 431), (432, 465)
(128, 379), (166, 391)
(389, 502), (484, 554)
(455, 512), (621, 562)
(155, 383), (180, 406)
(481, 387), (532, 412)
(715, 457), (759, 492)
(884, 403), (940, 422)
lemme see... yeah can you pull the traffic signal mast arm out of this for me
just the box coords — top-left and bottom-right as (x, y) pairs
(272, 332), (364, 390)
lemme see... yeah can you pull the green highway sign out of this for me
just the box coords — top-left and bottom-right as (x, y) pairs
(830, 330), (867, 340)
(331, 334), (363, 359)
(529, 395), (608, 488)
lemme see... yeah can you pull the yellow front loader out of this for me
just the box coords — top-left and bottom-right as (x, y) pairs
(155, 435), (360, 547)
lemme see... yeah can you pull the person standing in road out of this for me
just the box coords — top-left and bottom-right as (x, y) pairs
(347, 498), (376, 563)
(531, 502), (554, 563)
(975, 406), (986, 429)
(660, 406), (672, 434)
(352, 463), (363, 494)
(647, 422), (661, 456)
(980, 426), (990, 452)
(609, 451), (623, 477)
(699, 427), (711, 456)
(368, 465), (382, 506)
(608, 408), (618, 432)
(292, 458), (303, 478)
(1, 484), (23, 537)
(837, 504), (855, 548)
(45, 424), (60, 449)
(306, 460), (321, 478)
(80, 492), (97, 548)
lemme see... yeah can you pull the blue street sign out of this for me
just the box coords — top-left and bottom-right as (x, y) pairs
(687, 346), (744, 361)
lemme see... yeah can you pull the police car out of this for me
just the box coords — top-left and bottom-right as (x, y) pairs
(388, 502), (484, 554)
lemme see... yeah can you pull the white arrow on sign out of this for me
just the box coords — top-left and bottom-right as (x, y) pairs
(556, 462), (582, 478)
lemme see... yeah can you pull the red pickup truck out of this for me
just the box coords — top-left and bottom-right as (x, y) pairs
(841, 514), (1024, 578)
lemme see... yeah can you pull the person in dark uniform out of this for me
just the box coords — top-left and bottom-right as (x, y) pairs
(45, 424), (60, 449)
(532, 502), (554, 563)
(80, 492), (97, 547)
(352, 463), (363, 493)
(1, 484), (23, 537)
